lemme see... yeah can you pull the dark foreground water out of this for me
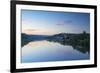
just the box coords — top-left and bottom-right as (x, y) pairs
(22, 40), (89, 63)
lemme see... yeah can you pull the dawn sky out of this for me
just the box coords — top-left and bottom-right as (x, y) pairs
(21, 10), (90, 35)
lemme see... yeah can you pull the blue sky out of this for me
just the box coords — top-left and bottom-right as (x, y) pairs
(21, 10), (90, 35)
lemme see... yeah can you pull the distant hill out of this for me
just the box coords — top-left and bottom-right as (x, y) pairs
(21, 33), (49, 46)
(22, 33), (49, 40)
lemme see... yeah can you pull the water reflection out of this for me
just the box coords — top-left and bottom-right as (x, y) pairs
(22, 40), (90, 63)
(22, 39), (89, 54)
(47, 40), (89, 54)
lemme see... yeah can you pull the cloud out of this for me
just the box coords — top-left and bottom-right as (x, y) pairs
(56, 23), (65, 26)
(64, 20), (73, 24)
(56, 20), (73, 26)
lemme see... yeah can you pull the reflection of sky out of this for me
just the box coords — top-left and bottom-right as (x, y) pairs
(21, 10), (90, 35)
(22, 40), (89, 63)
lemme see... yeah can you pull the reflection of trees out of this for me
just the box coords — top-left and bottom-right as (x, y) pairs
(48, 39), (89, 54)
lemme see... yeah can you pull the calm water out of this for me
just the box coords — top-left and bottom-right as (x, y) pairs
(22, 40), (90, 63)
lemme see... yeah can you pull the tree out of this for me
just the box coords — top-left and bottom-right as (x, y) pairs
(83, 31), (86, 35)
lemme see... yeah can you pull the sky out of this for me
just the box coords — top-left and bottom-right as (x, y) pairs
(21, 9), (90, 35)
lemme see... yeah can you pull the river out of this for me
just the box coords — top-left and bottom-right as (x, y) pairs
(22, 40), (89, 63)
